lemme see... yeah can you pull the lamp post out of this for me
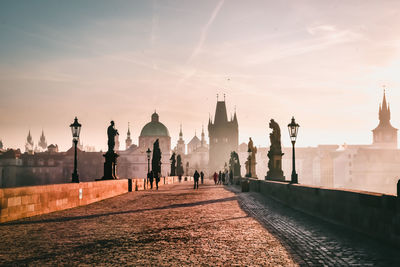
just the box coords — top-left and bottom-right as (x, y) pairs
(70, 117), (81, 183)
(288, 116), (300, 184)
(146, 147), (151, 177)
(247, 147), (252, 178)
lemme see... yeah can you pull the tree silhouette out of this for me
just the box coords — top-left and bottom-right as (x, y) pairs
(170, 152), (176, 176)
(152, 139), (162, 178)
(176, 154), (184, 176)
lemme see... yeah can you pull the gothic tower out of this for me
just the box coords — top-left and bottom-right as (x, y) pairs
(372, 90), (398, 148)
(38, 130), (47, 151)
(176, 124), (185, 155)
(208, 97), (238, 171)
(125, 122), (132, 149)
(25, 130), (34, 154)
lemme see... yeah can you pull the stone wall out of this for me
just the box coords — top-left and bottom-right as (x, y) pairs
(241, 178), (400, 246)
(0, 176), (187, 223)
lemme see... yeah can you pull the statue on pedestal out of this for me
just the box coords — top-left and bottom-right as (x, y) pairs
(229, 151), (241, 177)
(102, 121), (119, 180)
(266, 119), (285, 181)
(245, 138), (257, 178)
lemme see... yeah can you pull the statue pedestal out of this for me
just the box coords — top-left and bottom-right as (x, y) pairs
(101, 151), (119, 180)
(266, 153), (285, 181)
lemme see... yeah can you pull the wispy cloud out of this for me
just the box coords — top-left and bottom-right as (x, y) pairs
(244, 25), (363, 65)
(187, 0), (225, 63)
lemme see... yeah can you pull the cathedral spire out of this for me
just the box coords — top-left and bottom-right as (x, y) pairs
(201, 125), (206, 147)
(372, 88), (398, 148)
(25, 130), (34, 153)
(379, 89), (390, 123)
(179, 124), (183, 140)
(38, 129), (47, 151)
(125, 122), (132, 149)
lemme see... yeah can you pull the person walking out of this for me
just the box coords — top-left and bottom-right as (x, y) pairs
(229, 169), (234, 185)
(224, 169), (229, 185)
(193, 170), (200, 189)
(149, 171), (154, 189)
(222, 171), (226, 185)
(200, 171), (204, 185)
(213, 172), (218, 185)
(218, 171), (222, 185)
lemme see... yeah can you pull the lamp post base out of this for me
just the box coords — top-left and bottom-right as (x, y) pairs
(71, 173), (79, 183)
(291, 173), (298, 184)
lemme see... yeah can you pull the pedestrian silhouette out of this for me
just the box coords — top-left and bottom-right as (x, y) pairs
(193, 170), (200, 189)
(200, 171), (204, 184)
(213, 172), (218, 185)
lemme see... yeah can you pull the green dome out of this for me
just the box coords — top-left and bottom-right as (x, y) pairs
(140, 112), (170, 137)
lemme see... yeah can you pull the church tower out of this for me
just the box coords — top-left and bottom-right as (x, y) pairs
(38, 130), (47, 151)
(201, 125), (207, 148)
(125, 122), (132, 149)
(176, 124), (186, 155)
(372, 90), (398, 149)
(25, 130), (34, 154)
(208, 96), (238, 171)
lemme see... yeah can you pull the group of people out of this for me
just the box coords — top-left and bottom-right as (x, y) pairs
(193, 170), (205, 189)
(213, 170), (233, 185)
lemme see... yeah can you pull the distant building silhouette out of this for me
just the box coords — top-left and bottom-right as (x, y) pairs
(208, 98), (238, 171)
(38, 130), (47, 151)
(114, 132), (120, 151)
(187, 131), (201, 154)
(125, 122), (132, 149)
(372, 90), (398, 149)
(119, 111), (171, 178)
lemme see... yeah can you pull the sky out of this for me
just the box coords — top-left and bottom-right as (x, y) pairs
(1, 0), (400, 151)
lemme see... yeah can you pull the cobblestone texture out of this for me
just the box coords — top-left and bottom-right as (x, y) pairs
(0, 182), (295, 266)
(229, 185), (400, 266)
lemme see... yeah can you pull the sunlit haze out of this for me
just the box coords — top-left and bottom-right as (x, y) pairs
(2, 0), (400, 151)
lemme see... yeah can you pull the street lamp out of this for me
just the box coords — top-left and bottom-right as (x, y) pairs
(288, 116), (300, 184)
(70, 117), (81, 183)
(247, 147), (252, 178)
(146, 147), (151, 175)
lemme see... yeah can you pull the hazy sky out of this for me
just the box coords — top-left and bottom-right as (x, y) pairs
(1, 0), (400, 151)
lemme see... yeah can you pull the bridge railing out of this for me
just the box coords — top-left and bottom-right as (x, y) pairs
(234, 177), (400, 247)
(0, 176), (192, 223)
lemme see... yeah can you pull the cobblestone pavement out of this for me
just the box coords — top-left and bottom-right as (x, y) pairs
(0, 181), (296, 266)
(229, 185), (400, 266)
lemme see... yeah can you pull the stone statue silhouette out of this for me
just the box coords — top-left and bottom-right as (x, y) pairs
(107, 121), (119, 152)
(269, 119), (282, 154)
(246, 137), (257, 178)
(266, 119), (285, 181)
(229, 151), (241, 177)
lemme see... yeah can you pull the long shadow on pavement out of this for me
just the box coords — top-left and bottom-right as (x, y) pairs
(1, 196), (237, 226)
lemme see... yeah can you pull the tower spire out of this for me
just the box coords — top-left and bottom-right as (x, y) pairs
(379, 88), (390, 122)
(125, 122), (132, 149)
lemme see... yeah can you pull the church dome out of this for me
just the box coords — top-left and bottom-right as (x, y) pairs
(140, 112), (170, 137)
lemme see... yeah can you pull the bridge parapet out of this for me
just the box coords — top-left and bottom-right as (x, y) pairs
(236, 177), (400, 247)
(0, 176), (188, 223)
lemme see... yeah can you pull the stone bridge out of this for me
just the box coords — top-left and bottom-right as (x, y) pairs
(0, 178), (399, 266)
